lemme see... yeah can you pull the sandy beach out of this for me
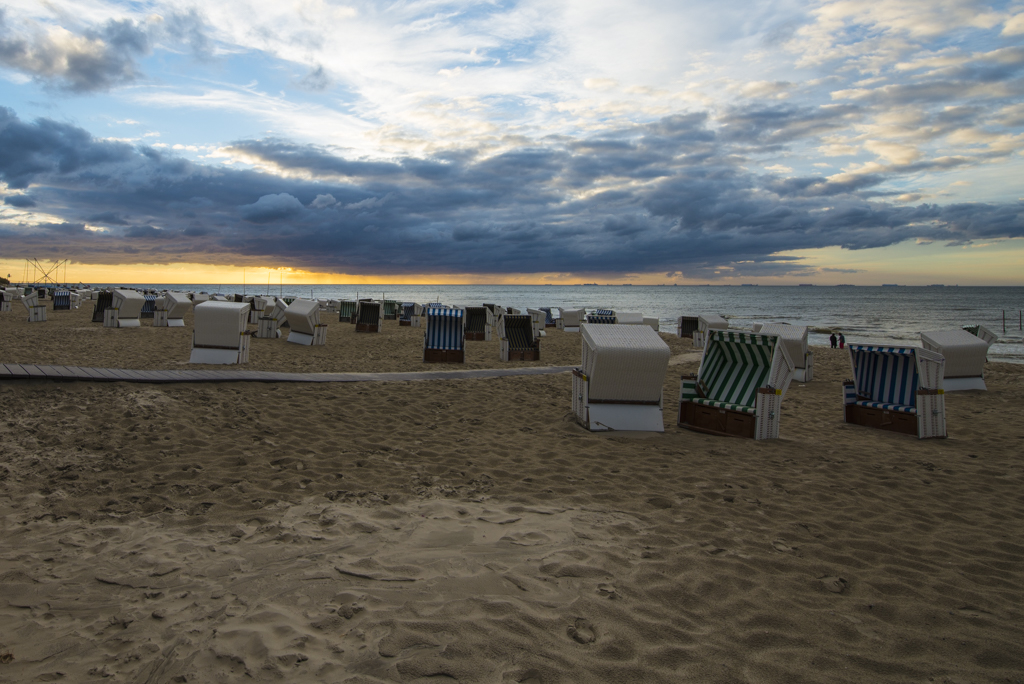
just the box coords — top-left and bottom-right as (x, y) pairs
(1, 300), (1023, 683)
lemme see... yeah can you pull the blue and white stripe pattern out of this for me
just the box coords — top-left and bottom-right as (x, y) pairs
(850, 345), (918, 408)
(426, 308), (464, 350)
(595, 309), (614, 316)
(142, 294), (158, 317)
(401, 302), (416, 320)
(539, 307), (554, 324)
(53, 289), (71, 310)
(587, 314), (616, 324)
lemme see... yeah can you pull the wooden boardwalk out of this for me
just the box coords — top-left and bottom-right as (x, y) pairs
(0, 363), (575, 384)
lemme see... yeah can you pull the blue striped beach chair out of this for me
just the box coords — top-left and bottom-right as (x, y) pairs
(539, 307), (556, 327)
(678, 330), (794, 439)
(424, 308), (465, 363)
(498, 314), (540, 361)
(52, 289), (72, 311)
(587, 312), (617, 324)
(399, 302), (422, 326)
(842, 345), (946, 438)
(140, 294), (158, 319)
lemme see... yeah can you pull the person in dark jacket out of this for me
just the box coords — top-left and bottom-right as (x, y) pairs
(829, 332), (837, 348)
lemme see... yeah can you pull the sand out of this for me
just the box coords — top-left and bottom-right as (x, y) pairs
(1, 300), (1023, 683)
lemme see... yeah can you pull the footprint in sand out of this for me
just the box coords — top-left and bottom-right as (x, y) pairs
(700, 544), (726, 555)
(772, 541), (796, 553)
(567, 618), (596, 644)
(818, 576), (849, 593)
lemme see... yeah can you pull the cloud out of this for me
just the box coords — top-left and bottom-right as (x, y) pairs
(239, 193), (306, 223)
(3, 193), (36, 207)
(297, 64), (332, 91)
(0, 107), (1022, 279)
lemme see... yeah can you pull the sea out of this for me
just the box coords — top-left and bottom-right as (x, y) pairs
(91, 284), (1024, 364)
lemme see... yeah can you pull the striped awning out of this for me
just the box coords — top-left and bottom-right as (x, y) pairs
(850, 346), (919, 406)
(426, 308), (464, 350)
(697, 331), (777, 408)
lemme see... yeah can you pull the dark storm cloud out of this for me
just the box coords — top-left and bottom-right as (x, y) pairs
(0, 106), (1021, 278)
(0, 9), (214, 93)
(4, 194), (36, 207)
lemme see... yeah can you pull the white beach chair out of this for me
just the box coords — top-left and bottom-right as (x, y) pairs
(256, 298), (286, 338)
(284, 299), (327, 345)
(497, 314), (540, 361)
(399, 302), (422, 327)
(678, 331), (795, 440)
(842, 345), (946, 438)
(758, 323), (813, 383)
(921, 329), (991, 391)
(615, 312), (645, 325)
(192, 293), (210, 305)
(557, 308), (585, 332)
(22, 291), (47, 322)
(526, 308), (547, 338)
(103, 289), (146, 328)
(153, 292), (191, 327)
(677, 315), (699, 338)
(693, 314), (728, 349)
(424, 307), (465, 363)
(572, 323), (671, 432)
(962, 324), (998, 345)
(464, 306), (494, 341)
(0, 289), (13, 312)
(190, 301), (251, 364)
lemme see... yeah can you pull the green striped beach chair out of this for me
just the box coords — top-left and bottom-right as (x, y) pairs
(497, 314), (540, 361)
(678, 330), (794, 439)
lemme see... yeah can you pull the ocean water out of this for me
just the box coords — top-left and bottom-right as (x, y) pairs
(98, 284), (1024, 364)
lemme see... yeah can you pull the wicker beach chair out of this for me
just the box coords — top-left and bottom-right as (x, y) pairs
(616, 312), (645, 325)
(842, 345), (946, 438)
(355, 300), (382, 333)
(678, 331), (795, 440)
(399, 302), (422, 326)
(139, 294), (157, 319)
(103, 289), (146, 328)
(22, 290), (47, 322)
(677, 316), (699, 338)
(557, 308), (585, 332)
(572, 323), (671, 432)
(424, 307), (465, 363)
(586, 312), (617, 324)
(256, 298), (286, 338)
(0, 291), (9, 313)
(498, 314), (540, 361)
(337, 300), (357, 323)
(693, 314), (728, 349)
(190, 301), (251, 364)
(153, 292), (191, 327)
(91, 291), (112, 322)
(920, 329), (991, 391)
(284, 299), (327, 345)
(758, 323), (813, 383)
(962, 324), (998, 345)
(539, 307), (556, 327)
(464, 306), (493, 341)
(52, 289), (72, 311)
(526, 308), (548, 338)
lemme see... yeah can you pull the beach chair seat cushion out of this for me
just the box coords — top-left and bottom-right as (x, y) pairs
(852, 400), (916, 414)
(690, 397), (757, 415)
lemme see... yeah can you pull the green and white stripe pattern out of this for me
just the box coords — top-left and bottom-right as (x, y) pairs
(696, 331), (776, 409)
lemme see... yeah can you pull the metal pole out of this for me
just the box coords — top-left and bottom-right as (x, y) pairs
(1003, 310), (1006, 334)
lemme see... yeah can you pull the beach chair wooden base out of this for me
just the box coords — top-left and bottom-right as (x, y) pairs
(572, 370), (664, 432)
(28, 305), (47, 322)
(678, 402), (755, 439)
(256, 317), (281, 339)
(844, 403), (918, 436)
(190, 334), (250, 364)
(424, 348), (464, 363)
(942, 376), (986, 391)
(399, 319), (411, 326)
(356, 322), (380, 333)
(465, 331), (488, 341)
(287, 325), (327, 346)
(502, 348), (540, 361)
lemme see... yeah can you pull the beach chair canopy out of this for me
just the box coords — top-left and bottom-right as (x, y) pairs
(696, 332), (787, 414)
(112, 289), (146, 319)
(698, 314), (728, 331)
(757, 324), (809, 369)
(426, 308), (464, 350)
(962, 325), (998, 345)
(400, 302), (419, 320)
(848, 345), (943, 413)
(22, 291), (39, 309)
(161, 292), (192, 318)
(500, 315), (536, 350)
(194, 301), (250, 348)
(284, 299), (321, 335)
(559, 308), (585, 327)
(920, 329), (990, 379)
(580, 323), (670, 403)
(587, 313), (617, 324)
(595, 309), (615, 316)
(337, 300), (357, 318)
(616, 312), (644, 325)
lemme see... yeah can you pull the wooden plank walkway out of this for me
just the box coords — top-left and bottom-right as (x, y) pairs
(0, 363), (575, 384)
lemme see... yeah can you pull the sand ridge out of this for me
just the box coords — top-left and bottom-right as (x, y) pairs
(1, 300), (1023, 683)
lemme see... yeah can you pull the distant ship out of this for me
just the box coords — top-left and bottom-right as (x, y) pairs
(882, 284), (899, 287)
(798, 283), (814, 287)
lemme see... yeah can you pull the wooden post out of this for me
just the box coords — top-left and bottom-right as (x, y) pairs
(1003, 310), (1006, 333)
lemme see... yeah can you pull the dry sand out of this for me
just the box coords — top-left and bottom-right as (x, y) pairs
(1, 301), (1023, 683)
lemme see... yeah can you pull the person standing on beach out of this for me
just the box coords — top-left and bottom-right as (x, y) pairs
(839, 333), (845, 349)
(830, 332), (837, 348)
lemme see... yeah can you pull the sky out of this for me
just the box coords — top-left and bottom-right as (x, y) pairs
(1, 0), (1023, 286)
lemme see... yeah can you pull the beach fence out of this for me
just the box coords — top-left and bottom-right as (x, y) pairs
(1003, 310), (1023, 333)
